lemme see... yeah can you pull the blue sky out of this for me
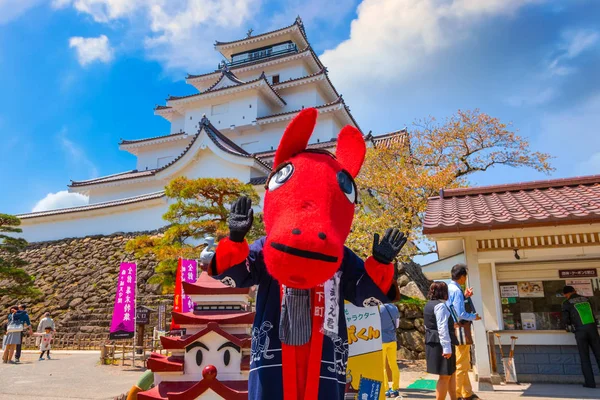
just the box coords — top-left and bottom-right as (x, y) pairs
(0, 0), (599, 215)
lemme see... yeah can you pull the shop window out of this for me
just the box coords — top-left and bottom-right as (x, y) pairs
(499, 279), (600, 330)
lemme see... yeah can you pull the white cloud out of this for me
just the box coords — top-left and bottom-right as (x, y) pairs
(69, 35), (114, 66)
(57, 127), (99, 178)
(505, 87), (556, 107)
(57, 0), (259, 71)
(547, 29), (599, 76)
(0, 0), (43, 25)
(321, 0), (540, 86)
(32, 191), (89, 212)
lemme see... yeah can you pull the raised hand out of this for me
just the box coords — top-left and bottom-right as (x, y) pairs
(372, 228), (407, 265)
(228, 196), (254, 242)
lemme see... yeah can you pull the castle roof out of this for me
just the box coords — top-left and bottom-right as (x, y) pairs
(214, 17), (309, 61)
(186, 46), (322, 83)
(165, 72), (286, 108)
(172, 310), (255, 326)
(16, 191), (166, 220)
(68, 118), (271, 189)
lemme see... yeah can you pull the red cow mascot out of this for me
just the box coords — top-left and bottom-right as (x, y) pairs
(209, 108), (406, 400)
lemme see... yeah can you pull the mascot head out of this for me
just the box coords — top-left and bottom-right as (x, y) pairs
(263, 108), (366, 289)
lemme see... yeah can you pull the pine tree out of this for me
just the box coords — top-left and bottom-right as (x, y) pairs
(0, 214), (40, 297)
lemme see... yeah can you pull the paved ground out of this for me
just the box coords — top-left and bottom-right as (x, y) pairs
(0, 350), (143, 400)
(1, 352), (599, 399)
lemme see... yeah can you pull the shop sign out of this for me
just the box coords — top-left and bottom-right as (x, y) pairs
(500, 285), (519, 298)
(566, 279), (594, 296)
(559, 269), (597, 279)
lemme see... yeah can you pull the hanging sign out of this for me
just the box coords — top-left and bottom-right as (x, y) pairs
(157, 304), (166, 331)
(559, 269), (597, 279)
(109, 262), (137, 339)
(345, 302), (385, 400)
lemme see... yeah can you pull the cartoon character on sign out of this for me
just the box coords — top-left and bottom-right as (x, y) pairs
(207, 108), (409, 399)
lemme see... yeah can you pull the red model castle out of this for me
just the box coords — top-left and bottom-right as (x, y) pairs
(138, 272), (253, 399)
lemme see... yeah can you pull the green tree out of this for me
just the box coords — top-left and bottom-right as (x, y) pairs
(0, 214), (40, 297)
(348, 109), (554, 259)
(126, 177), (264, 293)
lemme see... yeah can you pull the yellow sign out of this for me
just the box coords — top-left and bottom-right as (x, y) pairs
(345, 302), (385, 400)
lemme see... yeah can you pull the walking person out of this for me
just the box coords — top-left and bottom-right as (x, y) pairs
(37, 312), (55, 347)
(447, 264), (480, 400)
(562, 285), (600, 388)
(425, 282), (458, 400)
(2, 306), (31, 364)
(14, 304), (31, 363)
(380, 303), (401, 397)
(33, 326), (53, 360)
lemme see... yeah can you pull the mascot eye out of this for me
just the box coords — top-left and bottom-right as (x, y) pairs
(268, 163), (294, 191)
(337, 171), (357, 203)
(196, 349), (203, 366)
(223, 349), (231, 366)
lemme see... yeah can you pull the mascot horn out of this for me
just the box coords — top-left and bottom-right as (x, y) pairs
(209, 108), (407, 400)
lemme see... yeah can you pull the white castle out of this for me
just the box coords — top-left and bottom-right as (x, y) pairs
(17, 18), (404, 243)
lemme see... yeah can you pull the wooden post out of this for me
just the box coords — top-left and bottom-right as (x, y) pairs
(121, 343), (125, 366)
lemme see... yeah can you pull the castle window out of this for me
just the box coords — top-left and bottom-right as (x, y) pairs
(211, 102), (229, 115)
(272, 74), (280, 84)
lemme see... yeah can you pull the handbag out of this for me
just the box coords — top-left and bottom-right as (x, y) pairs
(7, 318), (24, 333)
(449, 304), (473, 345)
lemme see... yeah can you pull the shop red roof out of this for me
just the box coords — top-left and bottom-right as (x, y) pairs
(160, 322), (251, 350)
(172, 310), (255, 326)
(182, 272), (250, 295)
(146, 354), (184, 373)
(423, 174), (600, 234)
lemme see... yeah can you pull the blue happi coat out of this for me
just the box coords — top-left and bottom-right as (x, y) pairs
(214, 237), (393, 400)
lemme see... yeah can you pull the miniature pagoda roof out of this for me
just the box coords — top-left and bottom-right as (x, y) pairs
(146, 353), (184, 372)
(182, 272), (250, 295)
(168, 378), (248, 400)
(68, 118), (272, 189)
(172, 310), (255, 326)
(160, 322), (251, 351)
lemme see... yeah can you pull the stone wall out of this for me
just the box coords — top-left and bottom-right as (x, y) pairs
(395, 303), (426, 360)
(0, 233), (171, 334)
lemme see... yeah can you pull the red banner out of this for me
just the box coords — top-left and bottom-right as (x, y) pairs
(170, 258), (183, 331)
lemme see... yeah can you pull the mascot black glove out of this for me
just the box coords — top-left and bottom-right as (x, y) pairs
(228, 196), (254, 242)
(372, 228), (407, 265)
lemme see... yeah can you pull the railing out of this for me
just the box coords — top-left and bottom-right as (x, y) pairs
(227, 44), (298, 67)
(20, 333), (110, 350)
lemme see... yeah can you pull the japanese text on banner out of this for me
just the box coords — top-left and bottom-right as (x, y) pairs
(109, 262), (137, 339)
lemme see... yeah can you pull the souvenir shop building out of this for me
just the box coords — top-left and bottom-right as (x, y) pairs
(422, 174), (600, 384)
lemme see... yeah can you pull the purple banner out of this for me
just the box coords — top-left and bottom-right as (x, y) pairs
(181, 259), (198, 313)
(109, 262), (137, 339)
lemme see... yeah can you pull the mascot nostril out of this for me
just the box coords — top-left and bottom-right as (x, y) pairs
(208, 107), (408, 400)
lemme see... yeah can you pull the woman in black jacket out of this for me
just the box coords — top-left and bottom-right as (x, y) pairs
(424, 282), (458, 400)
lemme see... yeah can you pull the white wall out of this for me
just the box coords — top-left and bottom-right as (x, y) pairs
(135, 139), (192, 172)
(20, 202), (170, 243)
(170, 117), (185, 134)
(88, 181), (167, 204)
(181, 92), (259, 134)
(178, 148), (252, 183)
(237, 62), (308, 83)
